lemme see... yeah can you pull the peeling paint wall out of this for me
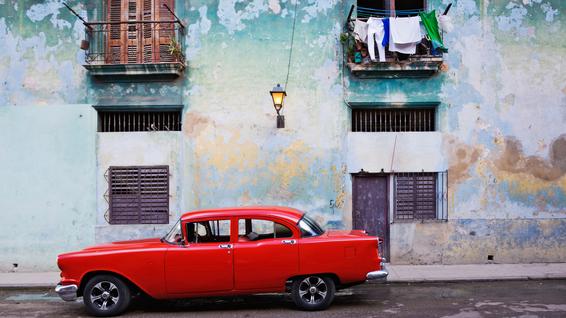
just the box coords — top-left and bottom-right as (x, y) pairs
(0, 0), (565, 270)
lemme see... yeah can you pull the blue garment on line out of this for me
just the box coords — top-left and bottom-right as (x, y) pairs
(382, 18), (390, 47)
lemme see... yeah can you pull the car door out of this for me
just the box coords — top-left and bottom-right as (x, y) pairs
(164, 218), (234, 294)
(233, 217), (299, 291)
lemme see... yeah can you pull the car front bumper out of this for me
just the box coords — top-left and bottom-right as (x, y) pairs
(366, 261), (388, 281)
(55, 284), (78, 301)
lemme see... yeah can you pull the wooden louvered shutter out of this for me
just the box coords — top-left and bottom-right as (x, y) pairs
(394, 173), (437, 220)
(106, 0), (125, 64)
(109, 166), (169, 224)
(155, 0), (175, 62)
(106, 0), (175, 64)
(125, 0), (141, 63)
(142, 0), (154, 63)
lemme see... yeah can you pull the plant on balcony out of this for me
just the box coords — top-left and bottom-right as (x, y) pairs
(168, 38), (183, 61)
(340, 32), (355, 63)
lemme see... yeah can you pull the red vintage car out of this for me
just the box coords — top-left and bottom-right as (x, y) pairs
(56, 206), (387, 316)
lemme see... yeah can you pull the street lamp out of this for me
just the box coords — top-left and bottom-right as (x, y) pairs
(270, 83), (286, 128)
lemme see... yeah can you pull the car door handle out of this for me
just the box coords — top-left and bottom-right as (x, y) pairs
(282, 240), (296, 245)
(219, 244), (232, 249)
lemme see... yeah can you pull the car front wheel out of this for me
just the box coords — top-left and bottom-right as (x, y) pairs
(83, 274), (131, 317)
(291, 275), (335, 311)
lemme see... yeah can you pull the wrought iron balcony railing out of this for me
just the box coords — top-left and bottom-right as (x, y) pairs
(83, 20), (185, 66)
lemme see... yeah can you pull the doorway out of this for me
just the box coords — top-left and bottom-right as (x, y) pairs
(352, 174), (390, 260)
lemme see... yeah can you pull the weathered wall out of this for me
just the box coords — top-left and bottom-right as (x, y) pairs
(0, 0), (565, 270)
(0, 105), (96, 271)
(346, 0), (566, 264)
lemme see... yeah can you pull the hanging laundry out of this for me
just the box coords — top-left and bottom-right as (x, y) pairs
(367, 17), (386, 62)
(381, 18), (390, 47)
(389, 16), (422, 55)
(419, 10), (448, 52)
(353, 19), (368, 43)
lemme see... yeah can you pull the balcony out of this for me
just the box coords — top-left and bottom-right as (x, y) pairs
(344, 6), (444, 79)
(82, 19), (185, 80)
(346, 54), (443, 79)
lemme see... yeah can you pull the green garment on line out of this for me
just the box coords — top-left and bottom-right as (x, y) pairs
(419, 10), (448, 53)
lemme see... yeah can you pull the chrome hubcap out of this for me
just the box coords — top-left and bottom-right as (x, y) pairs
(299, 276), (327, 304)
(90, 281), (119, 311)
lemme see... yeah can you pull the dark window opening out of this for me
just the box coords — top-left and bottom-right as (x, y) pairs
(352, 108), (436, 132)
(394, 172), (437, 220)
(238, 219), (293, 242)
(357, 0), (426, 18)
(97, 110), (182, 132)
(108, 165), (169, 224)
(186, 220), (231, 243)
(396, 0), (426, 13)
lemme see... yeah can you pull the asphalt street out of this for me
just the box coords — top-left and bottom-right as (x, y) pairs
(0, 280), (565, 317)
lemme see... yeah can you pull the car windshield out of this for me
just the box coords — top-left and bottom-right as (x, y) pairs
(163, 219), (183, 244)
(298, 214), (325, 237)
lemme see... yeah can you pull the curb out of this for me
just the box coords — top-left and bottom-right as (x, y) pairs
(380, 275), (566, 284)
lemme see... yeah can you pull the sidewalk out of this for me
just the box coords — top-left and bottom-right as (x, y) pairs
(1, 263), (566, 288)
(385, 263), (566, 283)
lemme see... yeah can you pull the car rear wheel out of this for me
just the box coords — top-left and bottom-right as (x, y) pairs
(291, 275), (335, 311)
(83, 275), (131, 317)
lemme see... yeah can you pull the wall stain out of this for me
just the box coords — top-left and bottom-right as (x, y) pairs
(496, 135), (566, 181)
(446, 137), (481, 186)
(184, 112), (210, 138)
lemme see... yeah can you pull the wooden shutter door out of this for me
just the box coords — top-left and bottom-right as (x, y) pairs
(155, 0), (175, 62)
(106, 0), (125, 64)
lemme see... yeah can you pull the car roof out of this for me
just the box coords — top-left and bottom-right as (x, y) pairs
(180, 206), (305, 224)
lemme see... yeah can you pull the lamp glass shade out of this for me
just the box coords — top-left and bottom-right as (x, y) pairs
(270, 84), (286, 113)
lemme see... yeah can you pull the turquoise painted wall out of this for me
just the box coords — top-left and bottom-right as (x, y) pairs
(0, 0), (565, 269)
(0, 105), (97, 271)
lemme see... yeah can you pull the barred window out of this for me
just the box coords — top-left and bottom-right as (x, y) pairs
(394, 172), (444, 220)
(97, 110), (182, 132)
(108, 165), (169, 224)
(352, 108), (435, 132)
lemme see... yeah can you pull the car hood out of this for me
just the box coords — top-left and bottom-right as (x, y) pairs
(59, 238), (165, 257)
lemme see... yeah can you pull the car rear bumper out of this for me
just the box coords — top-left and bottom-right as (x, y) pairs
(366, 261), (388, 282)
(55, 284), (78, 301)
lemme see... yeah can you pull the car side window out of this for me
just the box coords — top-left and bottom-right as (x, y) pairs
(238, 219), (293, 241)
(186, 219), (230, 243)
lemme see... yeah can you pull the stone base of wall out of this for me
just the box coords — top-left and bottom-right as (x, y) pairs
(390, 219), (566, 264)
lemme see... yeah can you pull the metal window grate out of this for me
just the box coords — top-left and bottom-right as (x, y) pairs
(109, 166), (169, 224)
(352, 108), (435, 132)
(97, 110), (182, 132)
(394, 172), (447, 220)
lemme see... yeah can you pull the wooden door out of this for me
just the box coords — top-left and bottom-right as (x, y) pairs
(352, 175), (390, 260)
